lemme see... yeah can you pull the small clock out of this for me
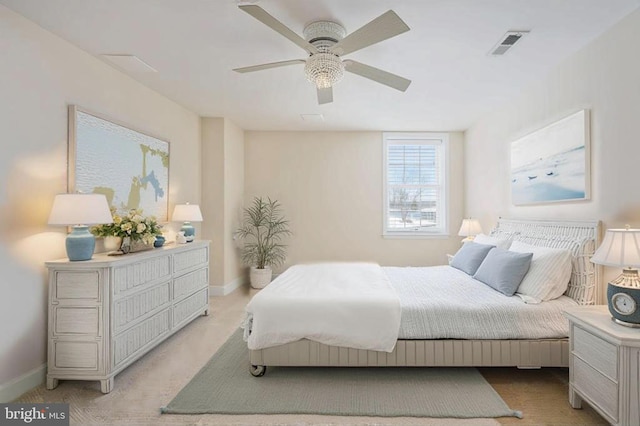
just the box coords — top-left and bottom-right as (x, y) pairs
(607, 283), (640, 327)
(611, 293), (637, 315)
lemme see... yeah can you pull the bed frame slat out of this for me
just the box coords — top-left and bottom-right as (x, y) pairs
(250, 338), (570, 367)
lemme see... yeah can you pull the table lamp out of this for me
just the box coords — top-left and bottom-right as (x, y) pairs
(458, 218), (482, 243)
(591, 226), (640, 327)
(172, 203), (203, 241)
(48, 193), (113, 261)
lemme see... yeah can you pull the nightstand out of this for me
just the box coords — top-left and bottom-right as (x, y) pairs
(564, 306), (640, 426)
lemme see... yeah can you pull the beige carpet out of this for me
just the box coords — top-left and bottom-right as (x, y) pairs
(14, 286), (606, 425)
(16, 288), (499, 425)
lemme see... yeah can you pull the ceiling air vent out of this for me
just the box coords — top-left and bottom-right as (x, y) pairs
(101, 55), (158, 72)
(490, 31), (529, 56)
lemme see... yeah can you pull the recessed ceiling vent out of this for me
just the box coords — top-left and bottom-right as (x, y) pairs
(300, 114), (324, 123)
(490, 30), (529, 55)
(101, 54), (157, 72)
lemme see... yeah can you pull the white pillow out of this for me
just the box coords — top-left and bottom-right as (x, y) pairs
(509, 240), (572, 303)
(474, 233), (512, 250)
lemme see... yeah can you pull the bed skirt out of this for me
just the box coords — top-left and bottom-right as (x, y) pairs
(250, 338), (569, 369)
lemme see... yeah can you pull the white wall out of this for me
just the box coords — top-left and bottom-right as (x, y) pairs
(201, 118), (225, 287)
(245, 131), (465, 271)
(0, 5), (201, 396)
(201, 118), (245, 290)
(464, 8), (640, 291)
(223, 120), (245, 284)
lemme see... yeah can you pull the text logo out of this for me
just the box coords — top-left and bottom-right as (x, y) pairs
(1, 404), (69, 425)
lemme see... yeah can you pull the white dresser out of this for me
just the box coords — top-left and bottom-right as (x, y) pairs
(564, 306), (640, 426)
(45, 241), (210, 393)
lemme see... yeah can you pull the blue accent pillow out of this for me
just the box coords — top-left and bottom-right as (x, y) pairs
(473, 247), (533, 296)
(449, 242), (496, 275)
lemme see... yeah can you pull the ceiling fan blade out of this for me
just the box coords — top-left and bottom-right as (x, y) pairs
(239, 5), (318, 55)
(330, 10), (409, 56)
(317, 87), (333, 104)
(344, 60), (411, 92)
(233, 59), (306, 73)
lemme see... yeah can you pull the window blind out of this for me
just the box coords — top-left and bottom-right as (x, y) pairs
(383, 134), (448, 236)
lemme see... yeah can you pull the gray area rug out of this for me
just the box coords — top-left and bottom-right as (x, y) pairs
(162, 329), (522, 419)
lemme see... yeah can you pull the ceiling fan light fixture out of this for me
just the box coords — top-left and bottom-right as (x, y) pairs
(236, 5), (411, 103)
(304, 53), (344, 89)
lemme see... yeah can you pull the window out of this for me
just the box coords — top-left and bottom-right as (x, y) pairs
(383, 132), (449, 237)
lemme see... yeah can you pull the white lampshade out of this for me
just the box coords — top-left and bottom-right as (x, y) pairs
(48, 193), (113, 261)
(591, 228), (640, 268)
(172, 203), (203, 222)
(48, 193), (113, 225)
(458, 218), (483, 237)
(172, 203), (203, 241)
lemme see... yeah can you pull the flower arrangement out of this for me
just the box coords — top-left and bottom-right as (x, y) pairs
(91, 208), (162, 245)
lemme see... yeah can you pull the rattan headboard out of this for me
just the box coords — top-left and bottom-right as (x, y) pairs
(491, 218), (602, 305)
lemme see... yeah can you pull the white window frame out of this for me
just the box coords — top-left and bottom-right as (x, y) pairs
(382, 132), (450, 238)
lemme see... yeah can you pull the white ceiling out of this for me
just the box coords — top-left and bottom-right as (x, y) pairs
(2, 0), (639, 131)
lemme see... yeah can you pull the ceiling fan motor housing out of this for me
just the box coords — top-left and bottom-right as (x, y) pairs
(303, 21), (346, 88)
(303, 21), (346, 51)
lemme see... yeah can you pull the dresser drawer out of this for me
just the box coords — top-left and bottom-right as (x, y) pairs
(573, 325), (617, 380)
(173, 288), (208, 328)
(174, 246), (208, 274)
(53, 306), (101, 336)
(53, 271), (101, 301)
(174, 268), (208, 300)
(53, 340), (102, 371)
(112, 308), (171, 367)
(112, 255), (172, 295)
(573, 356), (618, 422)
(113, 281), (171, 333)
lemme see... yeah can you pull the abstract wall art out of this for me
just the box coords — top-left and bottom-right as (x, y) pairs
(68, 106), (170, 221)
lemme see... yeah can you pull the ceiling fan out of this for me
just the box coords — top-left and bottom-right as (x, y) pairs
(233, 5), (412, 105)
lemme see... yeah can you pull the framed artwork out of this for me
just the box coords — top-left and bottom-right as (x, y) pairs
(510, 109), (590, 205)
(68, 105), (170, 221)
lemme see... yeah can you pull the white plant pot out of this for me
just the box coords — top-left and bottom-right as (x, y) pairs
(250, 266), (272, 289)
(103, 236), (123, 252)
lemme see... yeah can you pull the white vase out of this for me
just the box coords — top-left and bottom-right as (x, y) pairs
(104, 236), (123, 252)
(250, 266), (272, 289)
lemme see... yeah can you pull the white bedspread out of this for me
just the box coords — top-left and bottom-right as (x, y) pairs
(243, 263), (401, 352)
(386, 265), (577, 339)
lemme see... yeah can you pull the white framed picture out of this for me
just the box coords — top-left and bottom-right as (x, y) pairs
(68, 106), (170, 221)
(510, 109), (590, 205)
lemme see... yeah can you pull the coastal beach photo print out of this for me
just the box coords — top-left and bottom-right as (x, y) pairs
(510, 110), (590, 205)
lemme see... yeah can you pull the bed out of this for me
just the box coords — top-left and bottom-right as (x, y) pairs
(245, 218), (601, 376)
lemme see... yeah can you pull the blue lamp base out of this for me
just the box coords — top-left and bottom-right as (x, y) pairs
(66, 225), (96, 261)
(181, 222), (195, 242)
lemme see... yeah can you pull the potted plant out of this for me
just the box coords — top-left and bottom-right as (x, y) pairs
(236, 197), (291, 288)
